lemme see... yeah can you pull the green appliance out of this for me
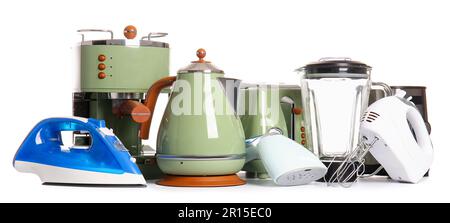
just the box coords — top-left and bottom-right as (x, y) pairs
(139, 49), (247, 187)
(73, 26), (170, 179)
(239, 84), (307, 179)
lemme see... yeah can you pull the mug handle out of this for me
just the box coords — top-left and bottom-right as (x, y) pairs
(371, 82), (393, 97)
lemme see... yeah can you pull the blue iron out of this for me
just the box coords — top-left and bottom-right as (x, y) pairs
(13, 117), (146, 185)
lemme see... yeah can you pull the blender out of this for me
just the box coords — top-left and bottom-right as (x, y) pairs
(297, 58), (390, 181)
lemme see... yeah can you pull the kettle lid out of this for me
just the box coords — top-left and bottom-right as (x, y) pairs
(298, 57), (371, 75)
(177, 48), (224, 74)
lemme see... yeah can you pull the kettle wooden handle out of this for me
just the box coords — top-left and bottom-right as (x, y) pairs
(140, 76), (177, 139)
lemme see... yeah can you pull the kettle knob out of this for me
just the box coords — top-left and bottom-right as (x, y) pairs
(123, 25), (137, 39)
(196, 48), (206, 63)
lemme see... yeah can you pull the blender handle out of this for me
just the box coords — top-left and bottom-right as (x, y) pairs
(139, 76), (177, 139)
(371, 82), (393, 97)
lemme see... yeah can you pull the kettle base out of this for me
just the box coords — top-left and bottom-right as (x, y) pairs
(157, 174), (246, 187)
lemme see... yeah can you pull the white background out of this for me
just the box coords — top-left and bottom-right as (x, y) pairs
(0, 0), (449, 202)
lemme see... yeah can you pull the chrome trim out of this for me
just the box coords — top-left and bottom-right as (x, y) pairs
(107, 93), (145, 100)
(74, 92), (145, 100)
(372, 82), (393, 96)
(141, 32), (168, 40)
(319, 57), (352, 61)
(80, 39), (169, 48)
(177, 62), (224, 74)
(177, 70), (221, 74)
(156, 154), (246, 161)
(278, 84), (301, 90)
(77, 29), (114, 42)
(280, 96), (295, 104)
(240, 83), (301, 90)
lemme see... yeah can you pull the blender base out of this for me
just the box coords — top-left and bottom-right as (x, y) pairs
(157, 174), (246, 187)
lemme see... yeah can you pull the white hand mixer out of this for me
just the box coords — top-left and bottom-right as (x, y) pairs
(327, 90), (433, 186)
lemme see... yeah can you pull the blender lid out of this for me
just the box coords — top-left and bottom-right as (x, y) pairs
(299, 58), (371, 74)
(177, 48), (224, 74)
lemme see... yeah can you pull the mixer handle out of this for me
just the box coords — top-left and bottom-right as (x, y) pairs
(77, 29), (114, 42)
(140, 76), (177, 139)
(141, 32), (168, 40)
(406, 106), (433, 156)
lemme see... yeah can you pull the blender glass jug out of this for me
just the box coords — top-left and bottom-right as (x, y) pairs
(298, 58), (374, 161)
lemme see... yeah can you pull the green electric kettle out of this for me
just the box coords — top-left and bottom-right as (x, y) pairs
(140, 49), (246, 187)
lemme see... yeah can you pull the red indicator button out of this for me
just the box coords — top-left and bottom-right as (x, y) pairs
(98, 63), (106, 70)
(98, 72), (106, 79)
(98, 55), (106, 62)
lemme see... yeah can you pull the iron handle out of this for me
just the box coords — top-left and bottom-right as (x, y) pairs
(77, 29), (114, 42)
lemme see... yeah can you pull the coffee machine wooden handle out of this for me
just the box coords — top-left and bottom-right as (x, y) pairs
(140, 76), (177, 139)
(116, 100), (151, 123)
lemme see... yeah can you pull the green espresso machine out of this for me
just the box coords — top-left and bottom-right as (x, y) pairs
(73, 26), (169, 179)
(239, 84), (307, 179)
